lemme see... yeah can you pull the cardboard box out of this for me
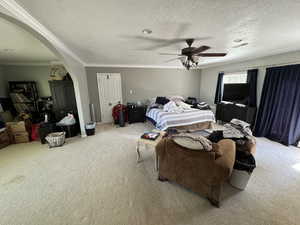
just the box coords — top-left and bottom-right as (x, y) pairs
(6, 121), (27, 133)
(13, 132), (29, 144)
(6, 120), (32, 135)
(0, 129), (11, 149)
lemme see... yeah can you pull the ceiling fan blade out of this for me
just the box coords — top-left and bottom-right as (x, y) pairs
(121, 34), (212, 50)
(160, 53), (183, 56)
(165, 57), (184, 63)
(192, 45), (210, 54)
(197, 53), (227, 57)
(121, 35), (167, 43)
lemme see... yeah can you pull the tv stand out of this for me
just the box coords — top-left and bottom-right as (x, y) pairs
(216, 102), (256, 128)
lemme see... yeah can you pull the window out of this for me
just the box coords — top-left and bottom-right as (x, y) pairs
(223, 73), (247, 84)
(222, 72), (249, 104)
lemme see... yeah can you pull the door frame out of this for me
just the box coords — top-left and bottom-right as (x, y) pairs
(97, 73), (122, 123)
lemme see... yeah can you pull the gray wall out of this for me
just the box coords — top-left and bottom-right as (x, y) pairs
(86, 67), (201, 122)
(2, 65), (51, 97)
(0, 66), (6, 97)
(200, 50), (300, 106)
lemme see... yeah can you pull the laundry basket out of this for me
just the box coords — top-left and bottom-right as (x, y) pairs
(45, 132), (66, 148)
(230, 150), (256, 190)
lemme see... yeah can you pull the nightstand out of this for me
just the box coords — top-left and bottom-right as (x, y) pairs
(127, 104), (147, 124)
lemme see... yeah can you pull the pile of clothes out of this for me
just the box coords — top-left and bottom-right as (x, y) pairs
(163, 99), (191, 113)
(147, 96), (211, 113)
(208, 119), (255, 145)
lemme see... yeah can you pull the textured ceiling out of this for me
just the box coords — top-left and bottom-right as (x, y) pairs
(14, 0), (300, 67)
(0, 15), (57, 64)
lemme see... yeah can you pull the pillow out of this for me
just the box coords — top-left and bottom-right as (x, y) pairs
(172, 133), (212, 151)
(156, 96), (170, 105)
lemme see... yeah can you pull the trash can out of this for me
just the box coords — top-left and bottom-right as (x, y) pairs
(230, 150), (256, 190)
(85, 122), (96, 136)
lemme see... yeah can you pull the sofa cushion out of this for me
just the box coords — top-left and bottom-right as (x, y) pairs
(172, 133), (212, 151)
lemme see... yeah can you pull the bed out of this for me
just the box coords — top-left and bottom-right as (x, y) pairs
(146, 108), (215, 131)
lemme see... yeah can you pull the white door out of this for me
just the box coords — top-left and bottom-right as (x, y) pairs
(97, 73), (122, 123)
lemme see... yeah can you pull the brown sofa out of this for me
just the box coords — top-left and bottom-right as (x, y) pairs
(156, 138), (236, 207)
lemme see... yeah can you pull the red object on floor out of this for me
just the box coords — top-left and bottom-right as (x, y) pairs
(31, 124), (40, 141)
(112, 104), (128, 123)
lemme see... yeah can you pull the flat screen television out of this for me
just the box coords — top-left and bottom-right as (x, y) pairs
(223, 83), (250, 104)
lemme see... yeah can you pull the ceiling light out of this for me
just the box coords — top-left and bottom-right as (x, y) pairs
(142, 29), (152, 35)
(234, 39), (243, 43)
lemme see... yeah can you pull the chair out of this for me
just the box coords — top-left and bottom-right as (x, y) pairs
(156, 138), (236, 207)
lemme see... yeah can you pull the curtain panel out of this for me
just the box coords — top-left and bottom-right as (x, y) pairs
(214, 72), (224, 104)
(254, 64), (300, 145)
(247, 69), (258, 107)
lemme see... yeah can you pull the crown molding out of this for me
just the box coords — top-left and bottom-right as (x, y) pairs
(0, 62), (52, 66)
(84, 63), (188, 69)
(0, 0), (86, 66)
(0, 60), (64, 66)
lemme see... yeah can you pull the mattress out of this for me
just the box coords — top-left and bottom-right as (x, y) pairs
(146, 108), (215, 130)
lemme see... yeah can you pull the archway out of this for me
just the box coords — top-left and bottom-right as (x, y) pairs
(0, 11), (90, 136)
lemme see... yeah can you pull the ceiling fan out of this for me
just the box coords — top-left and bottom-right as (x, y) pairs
(160, 39), (227, 70)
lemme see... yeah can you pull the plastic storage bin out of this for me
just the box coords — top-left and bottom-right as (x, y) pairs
(230, 150), (256, 190)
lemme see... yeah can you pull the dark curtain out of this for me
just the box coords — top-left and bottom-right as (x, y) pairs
(254, 64), (300, 145)
(214, 72), (224, 104)
(247, 69), (258, 107)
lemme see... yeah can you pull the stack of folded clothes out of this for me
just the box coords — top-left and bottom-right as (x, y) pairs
(208, 119), (255, 145)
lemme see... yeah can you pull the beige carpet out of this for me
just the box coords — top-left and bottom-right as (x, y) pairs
(0, 123), (299, 225)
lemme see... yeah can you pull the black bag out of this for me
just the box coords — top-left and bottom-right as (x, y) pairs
(234, 150), (256, 173)
(155, 96), (170, 105)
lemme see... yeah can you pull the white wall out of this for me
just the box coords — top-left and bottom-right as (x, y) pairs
(86, 67), (201, 122)
(200, 50), (300, 106)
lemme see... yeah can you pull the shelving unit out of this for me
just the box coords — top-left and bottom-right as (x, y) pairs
(9, 81), (39, 114)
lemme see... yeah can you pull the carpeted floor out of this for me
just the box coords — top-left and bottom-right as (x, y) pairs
(0, 123), (299, 225)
